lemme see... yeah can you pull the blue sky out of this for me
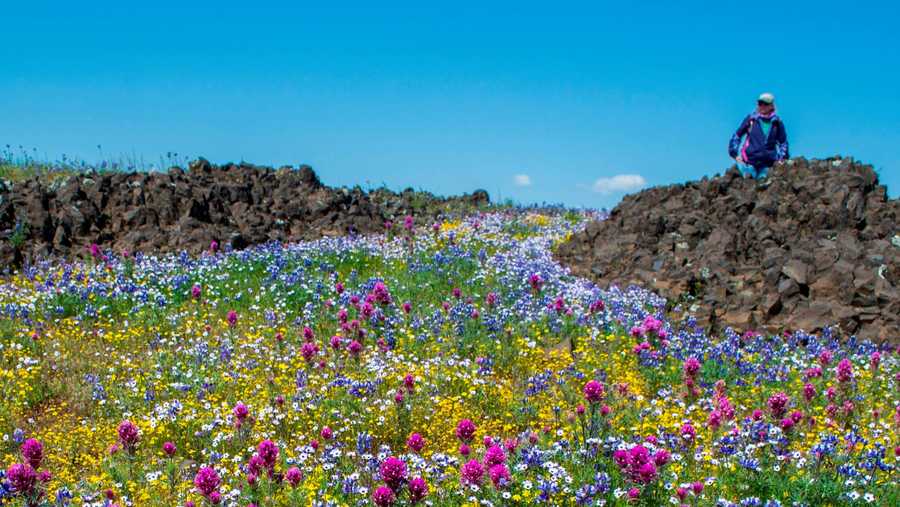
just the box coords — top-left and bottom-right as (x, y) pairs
(3, 1), (898, 207)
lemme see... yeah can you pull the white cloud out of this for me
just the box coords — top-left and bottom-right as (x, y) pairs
(513, 174), (532, 187)
(591, 174), (647, 194)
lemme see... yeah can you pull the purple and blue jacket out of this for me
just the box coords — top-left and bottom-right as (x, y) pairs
(728, 111), (789, 169)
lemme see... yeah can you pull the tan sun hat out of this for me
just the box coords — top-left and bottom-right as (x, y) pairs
(758, 92), (775, 104)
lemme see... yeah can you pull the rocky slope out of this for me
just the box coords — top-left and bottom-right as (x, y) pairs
(556, 157), (899, 342)
(0, 159), (489, 267)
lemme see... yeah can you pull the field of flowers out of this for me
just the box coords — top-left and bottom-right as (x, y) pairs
(0, 210), (897, 506)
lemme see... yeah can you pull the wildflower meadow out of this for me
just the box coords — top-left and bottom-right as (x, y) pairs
(1, 211), (897, 506)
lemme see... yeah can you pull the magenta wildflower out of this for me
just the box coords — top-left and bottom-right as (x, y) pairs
(614, 445), (665, 485)
(320, 426), (333, 440)
(455, 419), (477, 442)
(836, 358), (854, 382)
(117, 420), (140, 451)
(226, 310), (238, 327)
(193, 466), (221, 497)
(488, 463), (511, 488)
(681, 422), (696, 441)
(408, 477), (428, 503)
(162, 441), (176, 457)
(871, 351), (881, 368)
(233, 402), (250, 426)
(637, 462), (658, 483)
(191, 284), (202, 299)
(653, 449), (671, 466)
(406, 433), (425, 453)
(6, 463), (37, 495)
(460, 459), (484, 485)
(583, 380), (605, 404)
(379, 456), (408, 491)
(768, 392), (790, 418)
(372, 281), (392, 305)
(301, 342), (319, 362)
(707, 410), (722, 429)
(553, 296), (565, 313)
(613, 449), (629, 467)
(803, 383), (817, 401)
(483, 445), (506, 467)
(683, 357), (701, 378)
(372, 485), (395, 506)
(528, 273), (543, 292)
(257, 439), (279, 469)
(21, 438), (43, 469)
(286, 466), (302, 487)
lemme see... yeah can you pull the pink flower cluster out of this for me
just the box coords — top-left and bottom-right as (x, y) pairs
(233, 402), (250, 428)
(406, 433), (425, 453)
(582, 380), (605, 404)
(379, 456), (408, 491)
(528, 273), (543, 292)
(682, 357), (702, 398)
(193, 466), (221, 502)
(370, 456), (428, 506)
(456, 419), (477, 442)
(6, 438), (51, 501)
(117, 420), (140, 453)
(767, 392), (790, 418)
(836, 358), (854, 382)
(613, 444), (670, 485)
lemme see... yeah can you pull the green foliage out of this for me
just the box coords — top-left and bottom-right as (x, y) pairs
(9, 219), (29, 249)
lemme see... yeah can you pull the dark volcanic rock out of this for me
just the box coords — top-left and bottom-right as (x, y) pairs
(0, 159), (489, 267)
(556, 157), (899, 343)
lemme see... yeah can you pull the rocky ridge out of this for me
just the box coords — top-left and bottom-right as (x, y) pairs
(556, 157), (899, 342)
(0, 158), (489, 267)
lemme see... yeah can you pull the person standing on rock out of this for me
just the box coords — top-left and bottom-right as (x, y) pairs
(728, 92), (789, 179)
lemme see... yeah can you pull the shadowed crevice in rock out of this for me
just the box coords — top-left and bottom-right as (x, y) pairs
(556, 157), (899, 342)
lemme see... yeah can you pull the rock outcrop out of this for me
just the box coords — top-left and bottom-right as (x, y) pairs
(0, 159), (489, 267)
(556, 157), (899, 342)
